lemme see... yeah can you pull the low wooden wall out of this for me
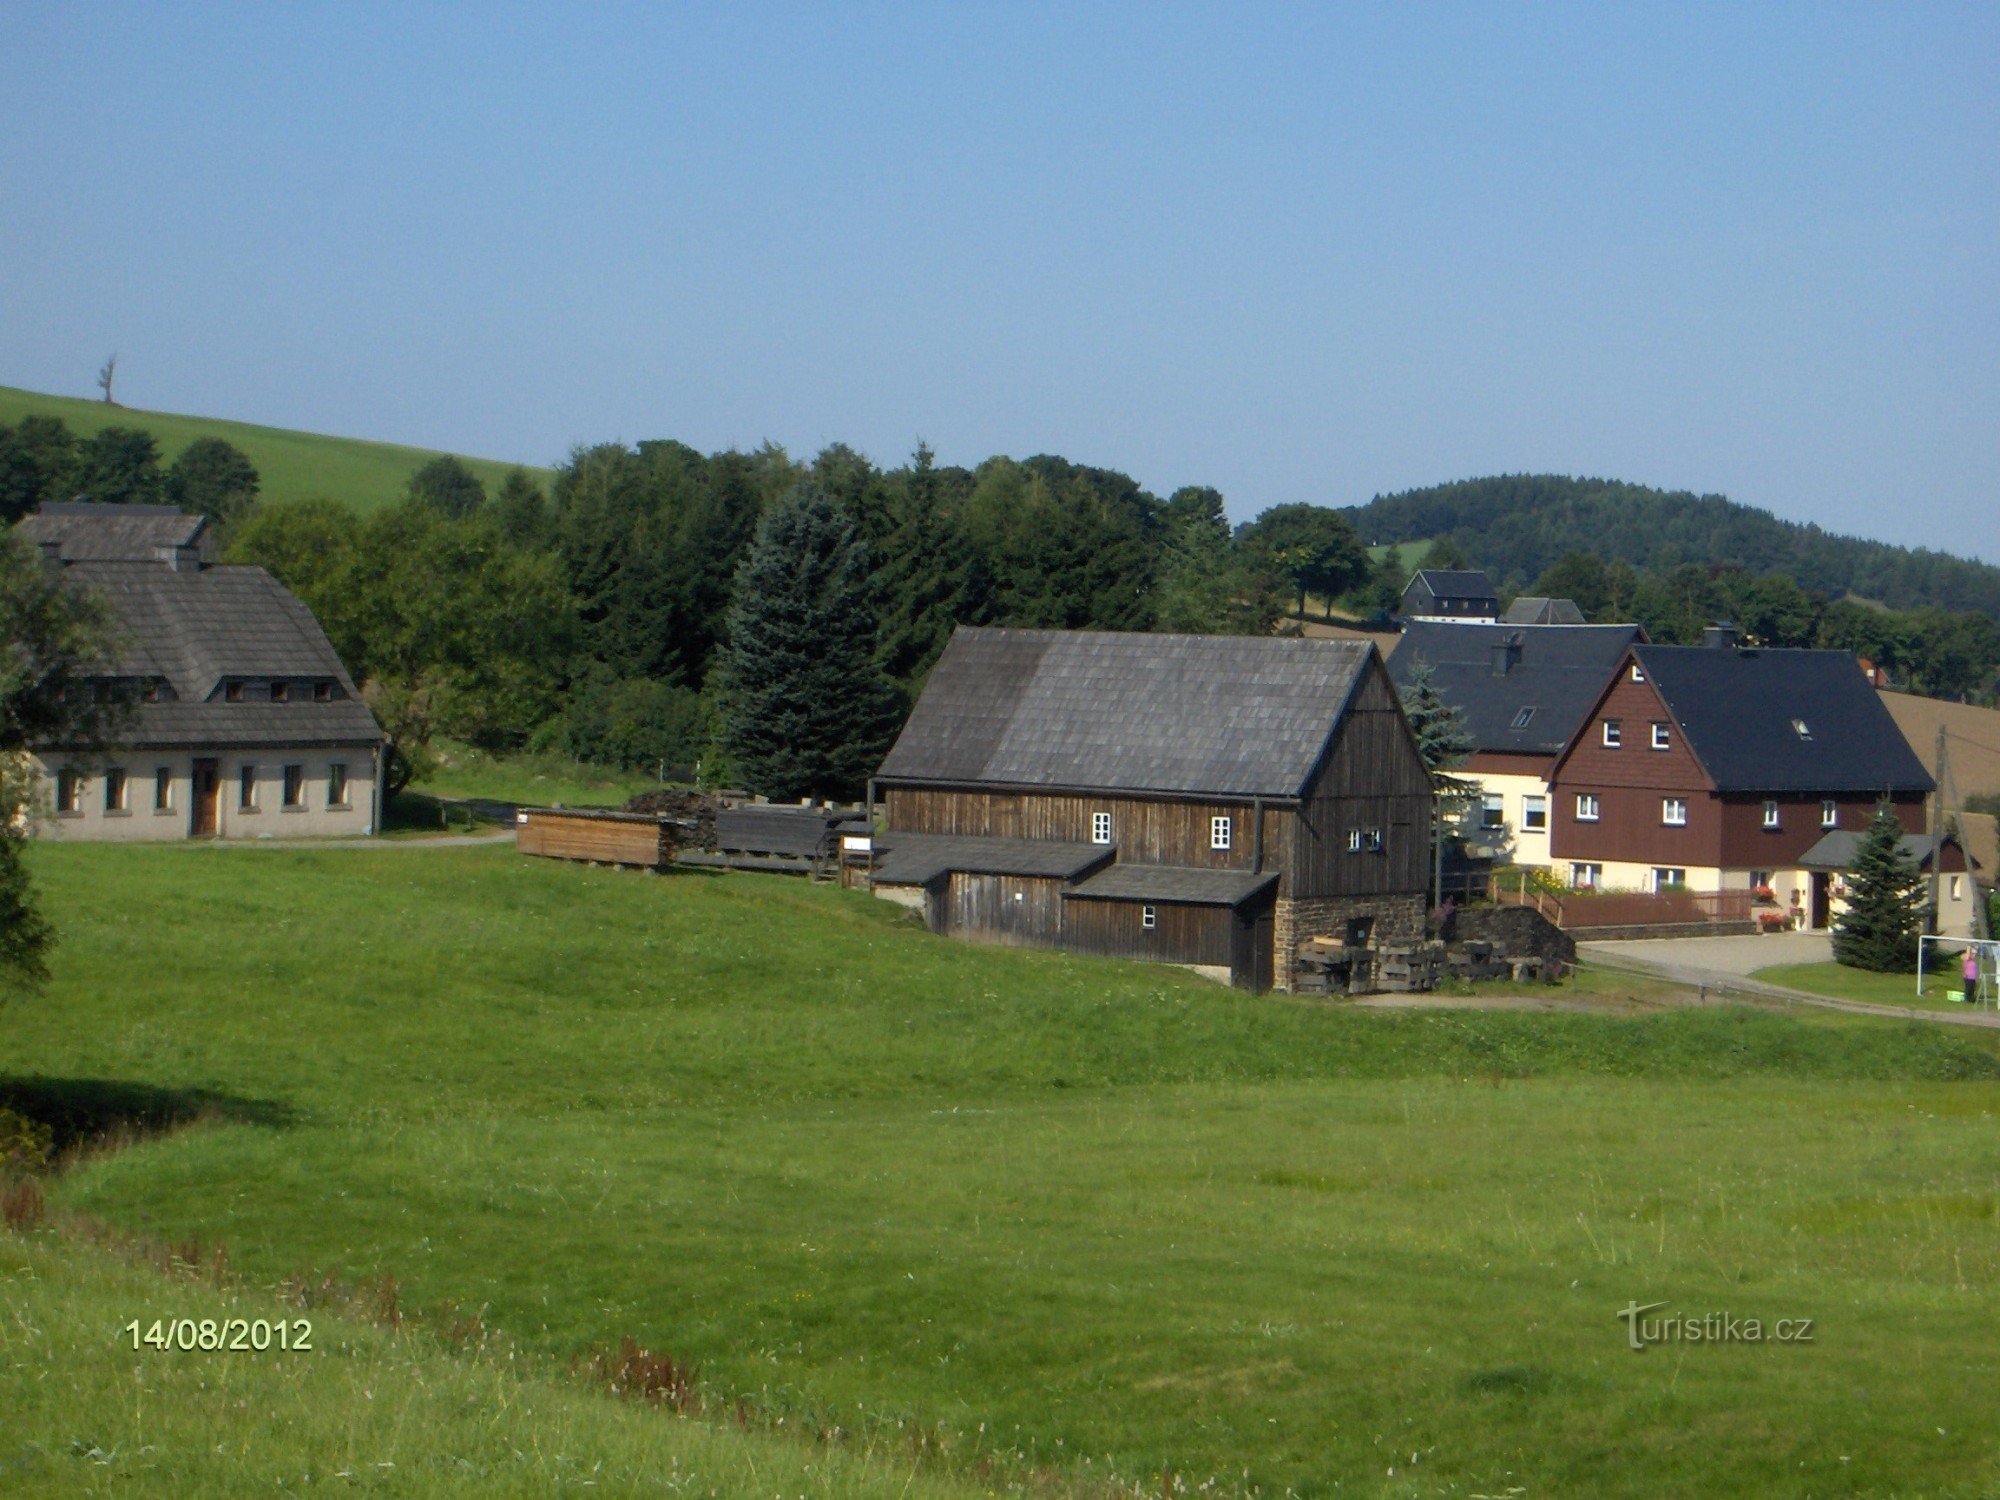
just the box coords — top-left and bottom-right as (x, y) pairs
(517, 808), (672, 869)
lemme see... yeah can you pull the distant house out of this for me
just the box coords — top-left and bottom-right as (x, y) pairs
(1387, 620), (1646, 868)
(1398, 569), (1500, 623)
(15, 503), (387, 840)
(1500, 596), (1587, 626)
(1546, 639), (1933, 919)
(870, 628), (1434, 991)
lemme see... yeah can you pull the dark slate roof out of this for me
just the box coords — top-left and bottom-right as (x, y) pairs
(1798, 830), (1973, 872)
(16, 503), (212, 563)
(870, 832), (1113, 886)
(1407, 569), (1499, 601)
(1500, 596), (1586, 626)
(1065, 864), (1278, 907)
(877, 628), (1375, 798)
(49, 559), (382, 750)
(1634, 645), (1933, 794)
(1389, 621), (1644, 755)
(715, 805), (867, 857)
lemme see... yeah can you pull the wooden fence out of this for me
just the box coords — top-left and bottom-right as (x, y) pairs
(1558, 889), (1756, 930)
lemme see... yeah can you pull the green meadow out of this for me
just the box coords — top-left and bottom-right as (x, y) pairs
(0, 384), (546, 514)
(6, 842), (2000, 1497)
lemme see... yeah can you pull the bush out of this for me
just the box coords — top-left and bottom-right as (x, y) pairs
(0, 1106), (53, 1175)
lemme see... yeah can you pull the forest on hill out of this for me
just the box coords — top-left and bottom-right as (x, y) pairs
(1342, 475), (2000, 622)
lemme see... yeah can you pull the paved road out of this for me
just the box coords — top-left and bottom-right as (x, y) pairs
(1580, 934), (2000, 1030)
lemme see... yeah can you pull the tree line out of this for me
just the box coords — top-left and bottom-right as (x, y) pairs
(0, 416), (260, 526)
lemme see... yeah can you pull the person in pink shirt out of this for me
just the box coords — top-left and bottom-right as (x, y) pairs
(1965, 945), (1982, 1005)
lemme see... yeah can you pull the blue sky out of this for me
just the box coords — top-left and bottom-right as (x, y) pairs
(4, 4), (1995, 555)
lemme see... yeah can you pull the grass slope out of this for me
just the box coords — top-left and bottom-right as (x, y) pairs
(0, 1231), (985, 1498)
(0, 384), (548, 514)
(1754, 960), (1983, 1014)
(9, 843), (2000, 1498)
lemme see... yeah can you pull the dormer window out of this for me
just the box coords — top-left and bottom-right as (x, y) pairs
(1511, 707), (1536, 729)
(142, 680), (161, 703)
(224, 682), (243, 703)
(313, 681), (333, 702)
(271, 682), (289, 703)
(1602, 719), (1622, 748)
(1792, 719), (1812, 741)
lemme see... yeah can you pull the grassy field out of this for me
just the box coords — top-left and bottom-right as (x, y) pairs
(7, 843), (2000, 1497)
(411, 740), (659, 809)
(0, 384), (547, 514)
(0, 1230), (987, 1498)
(1755, 959), (1988, 1014)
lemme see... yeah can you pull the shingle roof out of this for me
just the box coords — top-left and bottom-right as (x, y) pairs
(1500, 596), (1586, 625)
(870, 831), (1113, 886)
(1634, 645), (1932, 794)
(1409, 570), (1498, 600)
(875, 628), (1375, 798)
(16, 503), (211, 563)
(46, 559), (382, 750)
(1797, 830), (1973, 872)
(1389, 621), (1644, 755)
(1065, 864), (1278, 907)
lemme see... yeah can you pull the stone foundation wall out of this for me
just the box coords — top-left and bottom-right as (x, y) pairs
(1273, 892), (1427, 991)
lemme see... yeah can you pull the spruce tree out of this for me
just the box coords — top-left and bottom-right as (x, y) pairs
(1831, 805), (1927, 973)
(717, 484), (901, 800)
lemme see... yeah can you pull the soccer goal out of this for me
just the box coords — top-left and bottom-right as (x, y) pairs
(1918, 934), (1999, 1008)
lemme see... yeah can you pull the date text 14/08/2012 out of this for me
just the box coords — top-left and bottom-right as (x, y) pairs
(127, 1317), (313, 1352)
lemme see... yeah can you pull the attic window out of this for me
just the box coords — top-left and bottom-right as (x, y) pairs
(224, 682), (243, 703)
(1601, 719), (1622, 748)
(271, 682), (289, 703)
(1511, 707), (1536, 729)
(1792, 718), (1812, 740)
(1210, 816), (1232, 851)
(314, 681), (333, 702)
(1650, 722), (1671, 750)
(1629, 663), (1645, 682)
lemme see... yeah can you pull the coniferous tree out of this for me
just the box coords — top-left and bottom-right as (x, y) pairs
(1831, 805), (1927, 973)
(717, 483), (900, 800)
(166, 437), (260, 524)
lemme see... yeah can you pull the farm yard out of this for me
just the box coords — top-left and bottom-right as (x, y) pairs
(5, 842), (1999, 1497)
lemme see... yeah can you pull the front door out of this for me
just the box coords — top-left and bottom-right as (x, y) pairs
(1810, 871), (1831, 929)
(191, 759), (220, 837)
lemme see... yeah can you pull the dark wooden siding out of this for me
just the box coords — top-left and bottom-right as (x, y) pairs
(1059, 898), (1232, 967)
(1548, 669), (1719, 865)
(885, 787), (1256, 870)
(1715, 792), (1925, 867)
(941, 874), (1064, 946)
(1282, 660), (1432, 898)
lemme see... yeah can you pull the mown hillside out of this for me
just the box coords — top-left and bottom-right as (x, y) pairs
(0, 384), (546, 513)
(9, 841), (2000, 1498)
(1342, 474), (2000, 623)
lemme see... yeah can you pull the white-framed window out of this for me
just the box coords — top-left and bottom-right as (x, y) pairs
(1091, 811), (1112, 845)
(1576, 793), (1601, 822)
(1572, 862), (1602, 889)
(281, 764), (306, 809)
(1650, 722), (1671, 750)
(1793, 718), (1813, 741)
(154, 766), (173, 813)
(1820, 800), (1838, 829)
(1601, 719), (1622, 748)
(1210, 815), (1232, 850)
(1762, 800), (1780, 829)
(1141, 904), (1157, 930)
(1629, 663), (1646, 682)
(55, 769), (83, 815)
(1949, 875), (1963, 901)
(1480, 793), (1505, 830)
(328, 763), (350, 808)
(1347, 828), (1363, 852)
(1652, 867), (1687, 891)
(239, 764), (258, 811)
(1366, 827), (1384, 852)
(1750, 869), (1773, 890)
(1522, 795), (1548, 832)
(1662, 797), (1687, 826)
(104, 767), (128, 813)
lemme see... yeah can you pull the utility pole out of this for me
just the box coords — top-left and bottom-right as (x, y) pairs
(1928, 725), (1946, 932)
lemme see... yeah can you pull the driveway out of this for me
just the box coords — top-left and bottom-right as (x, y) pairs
(1582, 931), (1829, 977)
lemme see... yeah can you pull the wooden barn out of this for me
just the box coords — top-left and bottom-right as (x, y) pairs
(868, 628), (1434, 991)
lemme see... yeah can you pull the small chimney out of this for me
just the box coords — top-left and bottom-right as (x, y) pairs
(1701, 621), (1740, 650)
(1490, 632), (1524, 676)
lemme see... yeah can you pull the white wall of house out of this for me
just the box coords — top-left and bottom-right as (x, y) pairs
(1464, 768), (1559, 869)
(32, 748), (380, 841)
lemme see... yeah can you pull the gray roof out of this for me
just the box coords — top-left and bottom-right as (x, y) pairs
(1798, 830), (1973, 872)
(1065, 864), (1278, 907)
(1634, 645), (1931, 794)
(42, 555), (382, 751)
(871, 831), (1113, 886)
(1500, 596), (1586, 626)
(1389, 621), (1644, 755)
(1411, 569), (1498, 599)
(876, 628), (1375, 798)
(16, 503), (212, 564)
